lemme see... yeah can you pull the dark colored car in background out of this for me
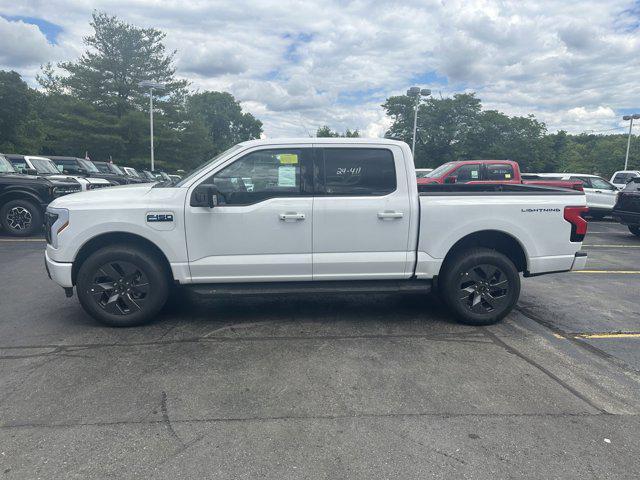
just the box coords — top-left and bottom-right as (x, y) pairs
(48, 156), (124, 186)
(613, 177), (640, 237)
(0, 154), (81, 236)
(92, 161), (144, 184)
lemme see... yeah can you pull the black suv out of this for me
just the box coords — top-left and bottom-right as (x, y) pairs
(48, 156), (125, 186)
(0, 154), (81, 236)
(613, 177), (640, 237)
(92, 161), (144, 184)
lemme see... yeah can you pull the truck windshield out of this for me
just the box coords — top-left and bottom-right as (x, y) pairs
(175, 145), (244, 187)
(110, 164), (125, 175)
(79, 159), (100, 173)
(30, 158), (60, 174)
(0, 156), (15, 173)
(426, 162), (456, 178)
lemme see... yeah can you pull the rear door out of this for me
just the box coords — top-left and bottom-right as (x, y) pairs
(312, 145), (412, 280)
(482, 162), (518, 183)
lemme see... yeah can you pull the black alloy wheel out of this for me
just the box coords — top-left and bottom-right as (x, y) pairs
(90, 261), (150, 315)
(440, 247), (520, 325)
(76, 245), (169, 327)
(457, 264), (510, 315)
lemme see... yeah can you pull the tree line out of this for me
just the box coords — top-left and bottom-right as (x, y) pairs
(383, 93), (638, 176)
(0, 12), (262, 172)
(0, 11), (637, 176)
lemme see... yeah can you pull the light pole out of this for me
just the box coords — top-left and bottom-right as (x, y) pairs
(139, 81), (165, 171)
(623, 114), (640, 171)
(406, 87), (431, 154)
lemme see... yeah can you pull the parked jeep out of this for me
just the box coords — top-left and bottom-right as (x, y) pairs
(0, 154), (81, 236)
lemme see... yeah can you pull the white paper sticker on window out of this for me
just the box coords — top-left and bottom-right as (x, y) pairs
(471, 170), (479, 179)
(278, 166), (296, 187)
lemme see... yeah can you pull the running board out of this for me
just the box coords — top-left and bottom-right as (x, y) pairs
(187, 279), (432, 297)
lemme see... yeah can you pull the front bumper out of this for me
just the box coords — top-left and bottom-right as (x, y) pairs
(45, 250), (73, 288)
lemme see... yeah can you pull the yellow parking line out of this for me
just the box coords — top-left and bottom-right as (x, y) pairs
(575, 333), (640, 339)
(571, 270), (640, 274)
(0, 238), (45, 242)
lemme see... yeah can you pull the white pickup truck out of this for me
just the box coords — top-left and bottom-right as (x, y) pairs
(44, 138), (588, 327)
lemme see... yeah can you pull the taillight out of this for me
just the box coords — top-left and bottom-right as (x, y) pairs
(564, 206), (589, 242)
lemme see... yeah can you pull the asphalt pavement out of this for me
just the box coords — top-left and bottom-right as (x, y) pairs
(0, 221), (639, 479)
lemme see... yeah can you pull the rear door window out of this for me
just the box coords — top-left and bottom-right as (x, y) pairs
(317, 148), (396, 195)
(485, 163), (514, 181)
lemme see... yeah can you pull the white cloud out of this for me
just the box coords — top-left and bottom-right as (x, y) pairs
(0, 16), (53, 68)
(1, 0), (639, 137)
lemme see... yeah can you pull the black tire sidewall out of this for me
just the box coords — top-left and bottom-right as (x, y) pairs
(629, 225), (640, 237)
(76, 245), (169, 327)
(0, 199), (42, 237)
(441, 248), (520, 326)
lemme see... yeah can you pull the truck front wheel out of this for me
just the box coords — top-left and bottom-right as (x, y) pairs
(440, 248), (520, 326)
(76, 245), (169, 327)
(0, 199), (42, 237)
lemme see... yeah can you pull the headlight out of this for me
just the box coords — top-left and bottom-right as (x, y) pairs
(45, 207), (69, 248)
(52, 185), (81, 196)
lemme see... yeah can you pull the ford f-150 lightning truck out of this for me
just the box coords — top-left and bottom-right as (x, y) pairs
(44, 138), (588, 327)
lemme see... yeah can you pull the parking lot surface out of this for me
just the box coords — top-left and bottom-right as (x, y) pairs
(1, 221), (639, 479)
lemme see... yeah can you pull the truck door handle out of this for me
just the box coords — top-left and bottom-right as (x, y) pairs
(594, 190), (602, 193)
(279, 212), (306, 221)
(377, 211), (404, 220)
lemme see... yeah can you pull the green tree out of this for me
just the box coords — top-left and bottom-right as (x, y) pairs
(55, 11), (188, 117)
(0, 71), (44, 152)
(316, 125), (360, 137)
(187, 91), (262, 154)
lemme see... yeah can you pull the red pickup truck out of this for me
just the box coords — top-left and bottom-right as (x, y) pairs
(417, 160), (584, 191)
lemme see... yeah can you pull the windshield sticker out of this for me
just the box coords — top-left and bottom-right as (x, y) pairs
(279, 154), (298, 165)
(471, 170), (479, 179)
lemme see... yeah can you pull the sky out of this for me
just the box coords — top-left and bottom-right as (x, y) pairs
(0, 0), (639, 138)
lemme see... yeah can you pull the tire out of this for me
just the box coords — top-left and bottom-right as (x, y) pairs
(629, 225), (640, 237)
(0, 199), (42, 237)
(439, 247), (520, 326)
(76, 245), (169, 327)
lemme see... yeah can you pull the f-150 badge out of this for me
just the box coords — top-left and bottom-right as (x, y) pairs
(147, 213), (174, 222)
(146, 211), (176, 231)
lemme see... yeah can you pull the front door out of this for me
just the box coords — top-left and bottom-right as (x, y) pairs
(185, 147), (314, 282)
(312, 146), (412, 280)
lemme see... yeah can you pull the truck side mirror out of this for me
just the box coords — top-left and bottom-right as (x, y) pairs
(444, 176), (457, 184)
(25, 168), (38, 176)
(190, 184), (220, 208)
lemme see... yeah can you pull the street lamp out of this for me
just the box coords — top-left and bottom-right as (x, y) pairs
(139, 81), (166, 171)
(406, 87), (431, 155)
(622, 113), (640, 171)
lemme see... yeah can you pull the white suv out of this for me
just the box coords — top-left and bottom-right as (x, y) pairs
(534, 173), (618, 219)
(610, 170), (640, 190)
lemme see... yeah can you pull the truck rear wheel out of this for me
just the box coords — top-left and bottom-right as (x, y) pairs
(440, 247), (520, 326)
(76, 245), (169, 327)
(0, 199), (42, 237)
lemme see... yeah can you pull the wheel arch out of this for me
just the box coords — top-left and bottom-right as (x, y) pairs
(0, 191), (44, 209)
(439, 230), (528, 275)
(71, 231), (173, 285)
